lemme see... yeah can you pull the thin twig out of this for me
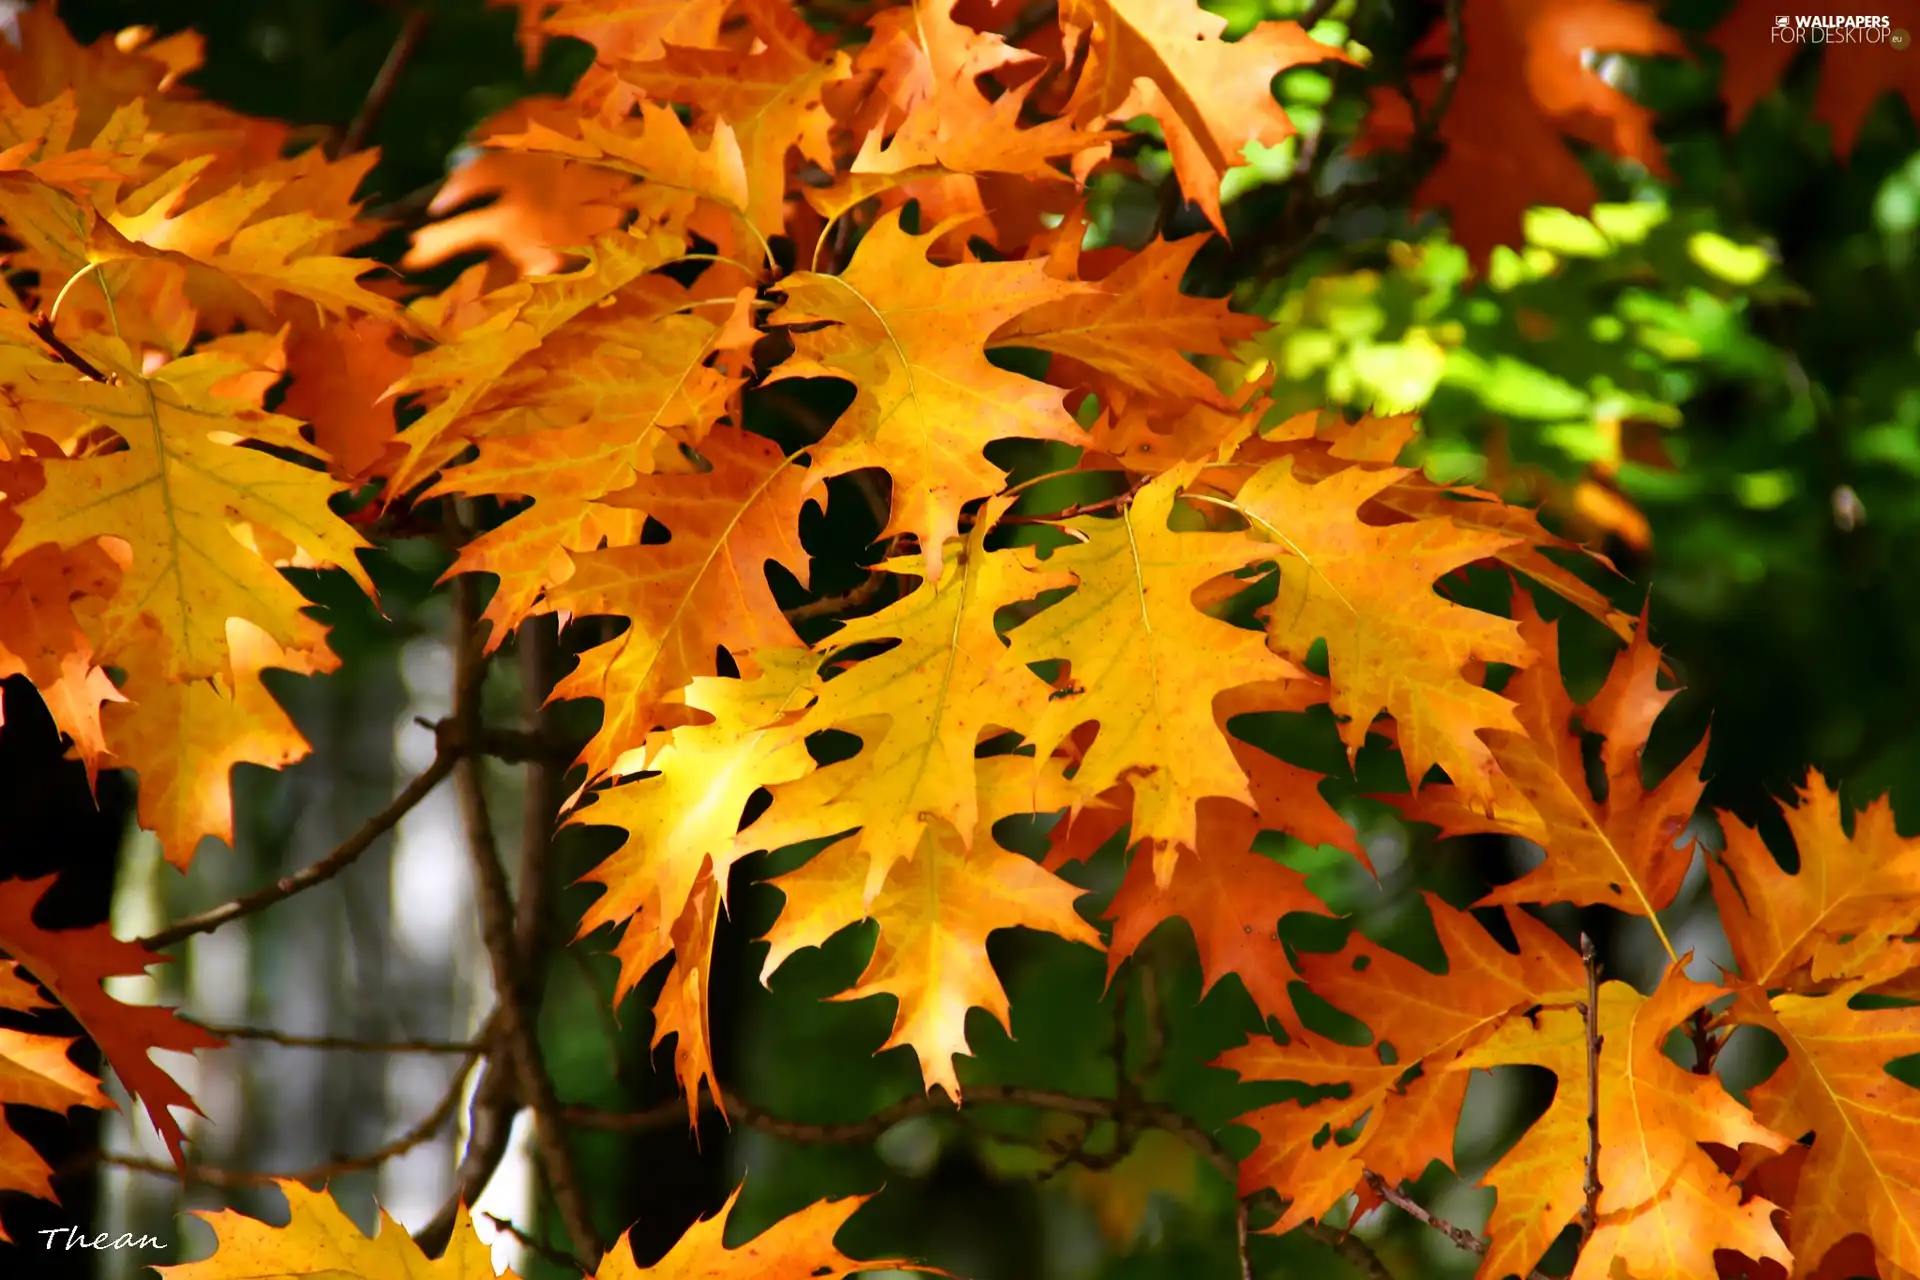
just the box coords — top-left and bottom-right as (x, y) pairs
(86, 1014), (492, 1189)
(448, 576), (604, 1262)
(1301, 1221), (1394, 1280)
(417, 1053), (517, 1257)
(1579, 931), (1605, 1246)
(341, 8), (429, 154)
(483, 1212), (590, 1275)
(140, 749), (458, 950)
(1363, 1170), (1554, 1280)
(1235, 1195), (1254, 1280)
(785, 573), (892, 624)
(190, 1022), (479, 1054)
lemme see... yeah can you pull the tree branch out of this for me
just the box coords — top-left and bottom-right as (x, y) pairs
(1579, 932), (1605, 1246)
(139, 747), (458, 951)
(1363, 1171), (1554, 1280)
(188, 1022), (479, 1054)
(341, 7), (429, 154)
(445, 577), (603, 1262)
(80, 1012), (492, 1189)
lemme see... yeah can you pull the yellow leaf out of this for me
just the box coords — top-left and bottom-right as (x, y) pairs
(155, 1179), (513, 1280)
(1010, 467), (1300, 877)
(768, 499), (1066, 899)
(588, 1184), (913, 1279)
(1, 321), (371, 684)
(760, 786), (1100, 1099)
(105, 618), (312, 866)
(767, 208), (1095, 580)
(1450, 966), (1788, 1280)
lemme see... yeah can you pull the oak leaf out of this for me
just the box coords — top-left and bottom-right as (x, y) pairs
(1009, 466), (1301, 879)
(614, 10), (853, 238)
(1059, 0), (1354, 232)
(1400, 596), (1706, 938)
(1732, 982), (1920, 1279)
(766, 208), (1095, 579)
(154, 1179), (512, 1280)
(0, 960), (110, 1234)
(588, 1184), (915, 1278)
(489, 105), (755, 253)
(425, 275), (760, 652)
(104, 619), (313, 868)
(1359, 0), (1685, 261)
(1448, 965), (1787, 1280)
(1, 324), (372, 683)
(0, 876), (223, 1174)
(568, 647), (820, 1113)
(536, 0), (731, 64)
(279, 311), (409, 482)
(1227, 454), (1532, 806)
(1223, 895), (1583, 1232)
(771, 500), (1065, 898)
(1709, 770), (1920, 992)
(543, 425), (810, 782)
(1104, 796), (1332, 1028)
(993, 226), (1265, 409)
(759, 756), (1101, 1099)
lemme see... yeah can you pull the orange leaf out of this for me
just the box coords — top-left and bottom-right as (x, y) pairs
(1400, 596), (1705, 943)
(1105, 796), (1333, 1028)
(1060, 0), (1355, 232)
(1359, 0), (1685, 261)
(0, 876), (223, 1173)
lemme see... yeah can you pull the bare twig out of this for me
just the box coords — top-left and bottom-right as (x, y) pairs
(1301, 1221), (1395, 1280)
(417, 1053), (518, 1257)
(442, 576), (604, 1262)
(140, 749), (458, 950)
(85, 1014), (492, 1189)
(190, 1022), (478, 1054)
(785, 573), (892, 624)
(1364, 1170), (1557, 1280)
(1235, 1195), (1254, 1280)
(483, 1212), (590, 1275)
(341, 7), (429, 154)
(1579, 932), (1605, 1246)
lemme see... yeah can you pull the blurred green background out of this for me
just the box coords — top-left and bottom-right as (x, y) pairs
(2, 0), (1917, 1277)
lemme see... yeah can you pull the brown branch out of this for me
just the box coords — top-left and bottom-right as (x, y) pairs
(1579, 932), (1605, 1246)
(82, 1013), (491, 1189)
(29, 315), (110, 383)
(1363, 1171), (1554, 1280)
(785, 573), (891, 624)
(189, 1022), (478, 1054)
(417, 1053), (517, 1257)
(566, 1072), (1393, 1277)
(341, 7), (429, 154)
(996, 493), (1135, 526)
(140, 747), (458, 950)
(445, 577), (604, 1262)
(482, 1212), (590, 1276)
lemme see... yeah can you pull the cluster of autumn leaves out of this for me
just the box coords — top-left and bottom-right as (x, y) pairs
(1, 0), (1919, 1276)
